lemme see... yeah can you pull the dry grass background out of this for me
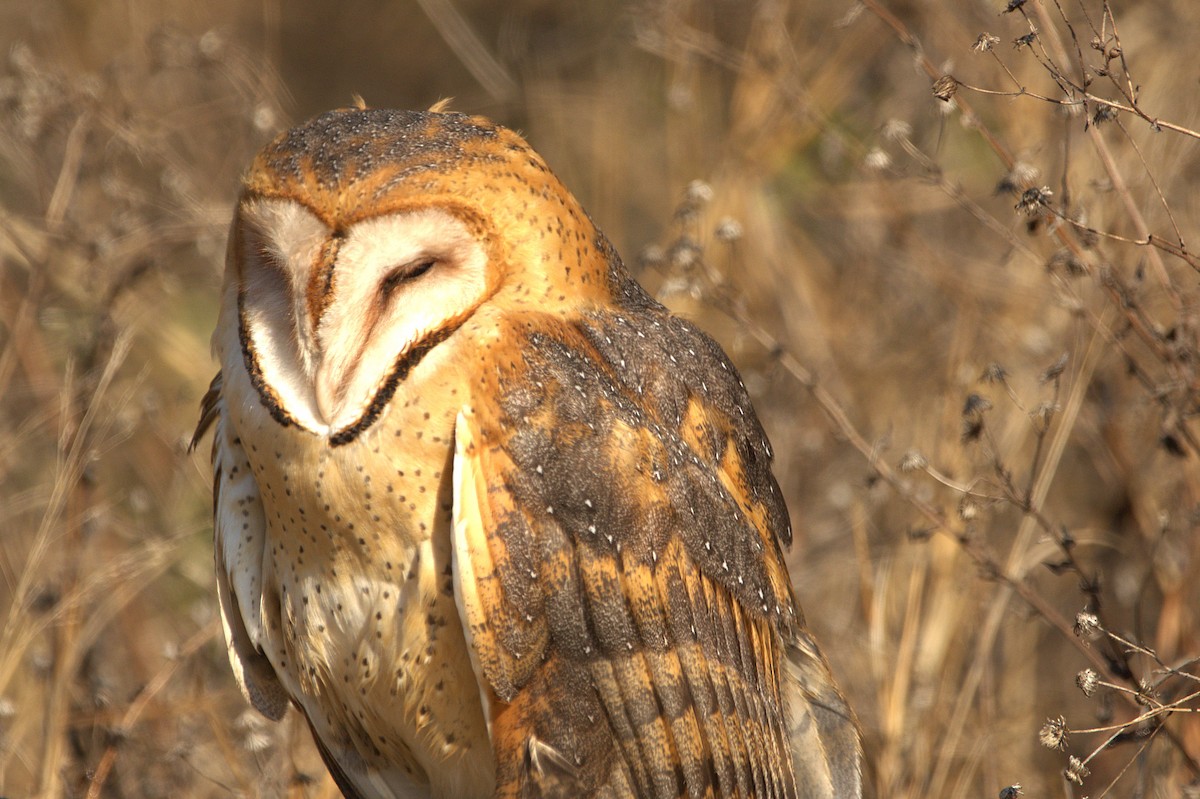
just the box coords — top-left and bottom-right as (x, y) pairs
(2, 0), (1199, 796)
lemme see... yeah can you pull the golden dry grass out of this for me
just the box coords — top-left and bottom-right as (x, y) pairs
(2, 1), (1199, 797)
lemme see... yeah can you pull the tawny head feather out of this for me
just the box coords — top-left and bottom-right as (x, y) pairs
(223, 108), (622, 441)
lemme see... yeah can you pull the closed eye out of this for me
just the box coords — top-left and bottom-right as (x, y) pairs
(380, 258), (436, 296)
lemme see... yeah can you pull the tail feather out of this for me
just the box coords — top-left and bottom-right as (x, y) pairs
(784, 634), (862, 799)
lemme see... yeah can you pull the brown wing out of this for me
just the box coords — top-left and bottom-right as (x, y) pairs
(452, 308), (860, 799)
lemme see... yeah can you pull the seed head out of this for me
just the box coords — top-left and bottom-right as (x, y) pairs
(980, 363), (1007, 383)
(996, 161), (1040, 195)
(640, 244), (666, 268)
(685, 180), (714, 204)
(1047, 249), (1088, 276)
(932, 75), (958, 102)
(1011, 161), (1041, 184)
(1031, 402), (1059, 433)
(253, 103), (277, 133)
(973, 33), (1001, 53)
(1039, 715), (1069, 750)
(883, 119), (912, 141)
(963, 393), (993, 416)
(243, 729), (273, 752)
(668, 238), (702, 269)
(198, 29), (225, 60)
(958, 495), (980, 521)
(1076, 668), (1099, 697)
(1074, 611), (1101, 641)
(908, 526), (935, 541)
(1092, 104), (1119, 125)
(1136, 678), (1159, 706)
(864, 147), (891, 171)
(899, 451), (928, 472)
(1016, 186), (1053, 215)
(714, 217), (743, 242)
(1039, 352), (1069, 383)
(961, 393), (993, 441)
(1065, 756), (1091, 785)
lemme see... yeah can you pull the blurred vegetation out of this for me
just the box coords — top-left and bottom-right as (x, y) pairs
(2, 0), (1200, 796)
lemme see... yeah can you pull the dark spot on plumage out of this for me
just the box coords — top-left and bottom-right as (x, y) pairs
(253, 108), (520, 211)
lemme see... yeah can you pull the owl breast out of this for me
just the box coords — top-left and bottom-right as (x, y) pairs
(227, 332), (496, 799)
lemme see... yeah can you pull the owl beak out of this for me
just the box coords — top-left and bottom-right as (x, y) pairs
(314, 362), (343, 427)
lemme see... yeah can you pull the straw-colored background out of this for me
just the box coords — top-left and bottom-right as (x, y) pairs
(2, 1), (1198, 796)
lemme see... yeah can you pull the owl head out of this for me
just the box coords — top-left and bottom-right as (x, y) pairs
(221, 108), (624, 443)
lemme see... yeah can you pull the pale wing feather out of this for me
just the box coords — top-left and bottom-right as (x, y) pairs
(451, 406), (497, 741)
(201, 373), (290, 721)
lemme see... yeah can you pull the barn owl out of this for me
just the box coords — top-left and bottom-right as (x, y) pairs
(193, 106), (861, 799)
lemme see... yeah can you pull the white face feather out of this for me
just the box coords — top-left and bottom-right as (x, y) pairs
(237, 198), (329, 429)
(234, 198), (489, 438)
